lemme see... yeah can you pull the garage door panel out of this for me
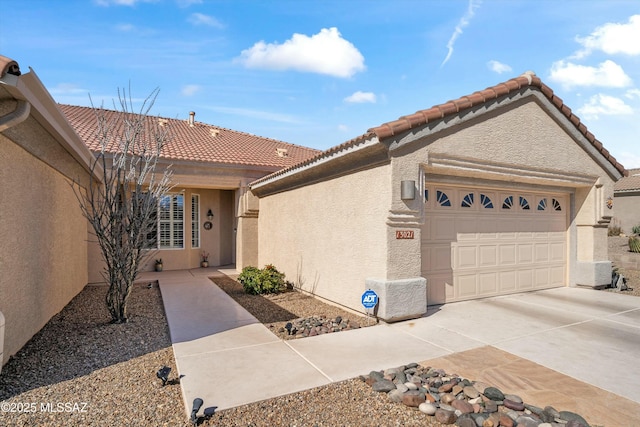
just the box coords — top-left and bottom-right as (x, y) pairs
(423, 186), (567, 305)
(518, 244), (534, 263)
(499, 271), (517, 291)
(479, 245), (497, 267)
(479, 272), (497, 294)
(456, 275), (477, 298)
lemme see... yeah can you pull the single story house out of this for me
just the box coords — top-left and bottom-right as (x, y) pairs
(0, 51), (628, 368)
(613, 168), (640, 235)
(250, 71), (626, 321)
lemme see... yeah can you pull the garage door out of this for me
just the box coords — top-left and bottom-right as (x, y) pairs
(421, 184), (567, 305)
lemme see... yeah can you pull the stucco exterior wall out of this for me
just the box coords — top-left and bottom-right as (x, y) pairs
(613, 192), (640, 235)
(258, 164), (391, 312)
(0, 134), (89, 365)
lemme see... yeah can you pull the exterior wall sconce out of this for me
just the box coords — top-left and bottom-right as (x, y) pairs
(400, 180), (416, 200)
(207, 209), (214, 220)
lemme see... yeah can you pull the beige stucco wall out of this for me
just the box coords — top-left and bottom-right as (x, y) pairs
(613, 192), (640, 235)
(258, 164), (391, 312)
(0, 132), (89, 365)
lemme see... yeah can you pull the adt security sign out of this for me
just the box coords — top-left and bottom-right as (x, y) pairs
(361, 289), (378, 309)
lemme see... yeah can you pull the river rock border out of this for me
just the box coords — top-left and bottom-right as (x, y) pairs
(362, 363), (592, 427)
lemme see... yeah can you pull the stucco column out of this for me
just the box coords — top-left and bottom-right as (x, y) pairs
(574, 182), (613, 287)
(367, 157), (426, 322)
(235, 187), (259, 270)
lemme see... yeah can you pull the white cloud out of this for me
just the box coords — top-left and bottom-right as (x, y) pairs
(181, 85), (201, 96)
(549, 60), (632, 89)
(487, 60), (512, 74)
(574, 15), (640, 59)
(441, 0), (482, 66)
(344, 91), (376, 104)
(49, 83), (88, 95)
(237, 27), (365, 78)
(187, 13), (224, 28)
(337, 124), (349, 132)
(625, 88), (640, 99)
(577, 94), (633, 119)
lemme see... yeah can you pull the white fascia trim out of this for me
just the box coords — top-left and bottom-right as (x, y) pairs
(250, 135), (380, 191)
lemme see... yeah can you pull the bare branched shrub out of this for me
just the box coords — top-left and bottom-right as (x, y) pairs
(73, 88), (173, 323)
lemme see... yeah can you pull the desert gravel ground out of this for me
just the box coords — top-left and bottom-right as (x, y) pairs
(607, 236), (640, 296)
(1, 239), (638, 426)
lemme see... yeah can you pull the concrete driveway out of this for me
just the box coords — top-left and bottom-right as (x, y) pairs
(148, 269), (640, 425)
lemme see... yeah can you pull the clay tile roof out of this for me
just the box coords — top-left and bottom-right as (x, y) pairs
(615, 168), (640, 192)
(367, 72), (626, 177)
(59, 104), (320, 169)
(0, 54), (21, 78)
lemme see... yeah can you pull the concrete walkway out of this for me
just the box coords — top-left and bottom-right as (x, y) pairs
(140, 268), (640, 425)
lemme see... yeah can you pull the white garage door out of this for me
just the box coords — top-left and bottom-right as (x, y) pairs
(421, 184), (567, 305)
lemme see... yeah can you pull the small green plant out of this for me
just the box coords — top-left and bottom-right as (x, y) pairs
(608, 222), (622, 236)
(238, 264), (286, 295)
(632, 224), (640, 235)
(629, 236), (640, 253)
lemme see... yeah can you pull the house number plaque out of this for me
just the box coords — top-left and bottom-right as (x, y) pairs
(395, 230), (414, 239)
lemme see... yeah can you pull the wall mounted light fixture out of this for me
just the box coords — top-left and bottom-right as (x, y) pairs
(207, 209), (214, 220)
(400, 180), (416, 200)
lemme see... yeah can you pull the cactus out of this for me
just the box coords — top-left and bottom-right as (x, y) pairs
(629, 236), (640, 253)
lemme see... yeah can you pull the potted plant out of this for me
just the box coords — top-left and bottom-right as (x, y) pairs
(155, 259), (163, 272)
(201, 251), (209, 268)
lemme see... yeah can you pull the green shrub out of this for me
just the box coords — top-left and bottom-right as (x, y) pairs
(632, 224), (640, 235)
(238, 264), (285, 295)
(608, 224), (622, 236)
(629, 236), (640, 253)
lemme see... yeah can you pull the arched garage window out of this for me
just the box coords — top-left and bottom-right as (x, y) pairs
(552, 198), (562, 211)
(437, 190), (451, 207)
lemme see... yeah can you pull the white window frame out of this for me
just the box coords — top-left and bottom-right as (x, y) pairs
(191, 194), (200, 249)
(159, 194), (184, 249)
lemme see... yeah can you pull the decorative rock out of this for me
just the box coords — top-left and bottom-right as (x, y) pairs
(472, 413), (488, 427)
(439, 403), (456, 412)
(472, 403), (481, 413)
(419, 402), (437, 415)
(473, 381), (490, 393)
(451, 399), (474, 414)
(404, 381), (418, 391)
(538, 424), (553, 427)
(560, 411), (589, 426)
(456, 416), (476, 427)
(453, 384), (464, 396)
(369, 371), (384, 382)
(395, 383), (409, 393)
(482, 418), (494, 427)
(372, 379), (396, 393)
(401, 392), (425, 407)
(483, 387), (505, 401)
(441, 393), (456, 404)
(566, 421), (588, 427)
(439, 382), (455, 393)
(503, 398), (525, 411)
(463, 385), (480, 398)
(468, 397), (482, 405)
(499, 414), (514, 427)
(435, 408), (457, 425)
(515, 415), (543, 427)
(483, 400), (498, 413)
(504, 394), (523, 404)
(387, 389), (404, 403)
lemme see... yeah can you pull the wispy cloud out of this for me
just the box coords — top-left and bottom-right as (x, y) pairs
(625, 88), (640, 99)
(337, 124), (349, 132)
(206, 106), (300, 124)
(187, 13), (224, 28)
(237, 27), (365, 78)
(441, 0), (482, 67)
(94, 0), (156, 6)
(573, 14), (640, 59)
(49, 83), (89, 95)
(344, 91), (376, 104)
(577, 94), (633, 119)
(487, 60), (512, 74)
(549, 60), (632, 89)
(181, 85), (201, 96)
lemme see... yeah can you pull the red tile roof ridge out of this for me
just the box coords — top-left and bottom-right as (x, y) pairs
(366, 72), (626, 176)
(252, 72), (626, 188)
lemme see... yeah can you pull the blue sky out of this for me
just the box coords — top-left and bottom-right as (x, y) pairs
(2, 0), (639, 167)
